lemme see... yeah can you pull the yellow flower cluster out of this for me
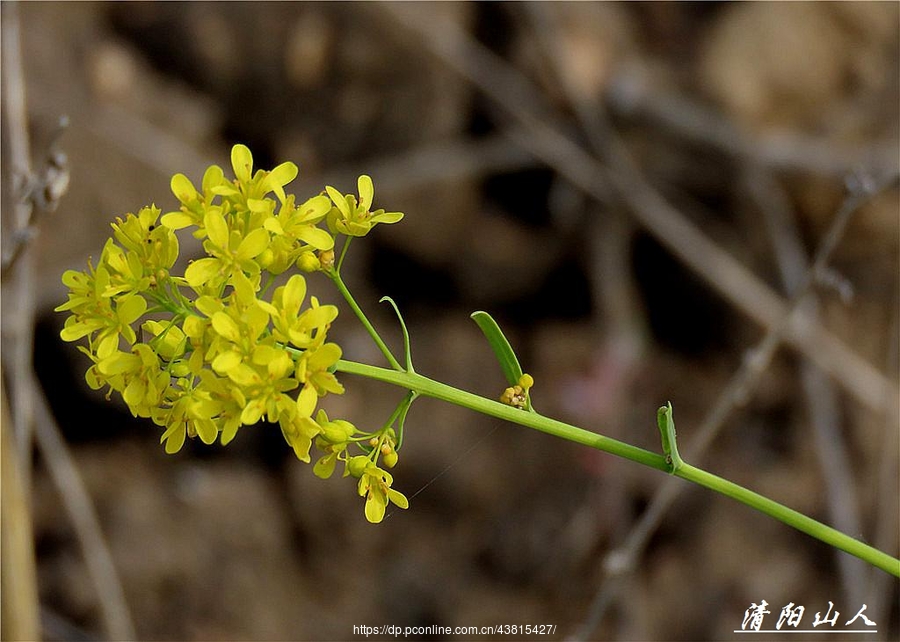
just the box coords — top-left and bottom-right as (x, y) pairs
(57, 144), (406, 522)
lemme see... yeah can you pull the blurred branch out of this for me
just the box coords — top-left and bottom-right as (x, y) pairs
(313, 134), (538, 196)
(380, 2), (897, 415)
(2, 0), (37, 483)
(605, 67), (898, 178)
(569, 170), (886, 639)
(2, 4), (134, 639)
(868, 298), (900, 619)
(750, 167), (866, 605)
(32, 377), (136, 641)
(1, 385), (40, 642)
(87, 100), (538, 220)
(1, 8), (41, 641)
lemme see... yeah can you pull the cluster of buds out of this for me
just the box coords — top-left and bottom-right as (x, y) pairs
(57, 145), (406, 522)
(499, 373), (534, 409)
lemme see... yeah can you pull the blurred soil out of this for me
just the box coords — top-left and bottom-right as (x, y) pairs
(5, 2), (898, 640)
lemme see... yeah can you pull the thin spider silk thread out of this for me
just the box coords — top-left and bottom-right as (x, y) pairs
(384, 421), (502, 520)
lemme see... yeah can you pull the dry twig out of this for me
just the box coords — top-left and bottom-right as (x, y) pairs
(380, 2), (896, 415)
(1, 4), (135, 638)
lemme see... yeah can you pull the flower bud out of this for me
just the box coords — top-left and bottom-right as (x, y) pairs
(257, 247), (274, 269)
(296, 251), (320, 273)
(382, 450), (399, 468)
(347, 455), (369, 478)
(318, 249), (335, 270)
(320, 419), (355, 444)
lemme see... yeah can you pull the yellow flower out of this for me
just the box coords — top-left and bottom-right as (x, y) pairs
(262, 194), (334, 274)
(58, 268), (147, 360)
(162, 165), (226, 230)
(312, 409), (357, 479)
(153, 377), (220, 454)
(110, 206), (179, 275)
(94, 345), (170, 418)
(357, 463), (409, 523)
(279, 385), (322, 462)
(325, 175), (403, 237)
(258, 274), (338, 350)
(183, 208), (270, 290)
(295, 342), (344, 396)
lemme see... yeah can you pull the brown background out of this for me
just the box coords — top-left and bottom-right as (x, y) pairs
(4, 2), (898, 640)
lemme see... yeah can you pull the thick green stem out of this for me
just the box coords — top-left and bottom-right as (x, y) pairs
(334, 358), (900, 577)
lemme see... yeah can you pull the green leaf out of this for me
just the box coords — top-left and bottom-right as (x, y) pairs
(656, 401), (683, 472)
(470, 311), (524, 387)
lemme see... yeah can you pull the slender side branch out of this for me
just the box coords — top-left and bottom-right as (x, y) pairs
(329, 273), (403, 372)
(334, 359), (900, 578)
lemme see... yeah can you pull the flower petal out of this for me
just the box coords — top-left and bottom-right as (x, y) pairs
(325, 186), (351, 218)
(357, 175), (374, 211)
(204, 209), (229, 249)
(161, 422), (186, 454)
(365, 491), (387, 523)
(170, 173), (198, 204)
(211, 312), (242, 343)
(236, 228), (269, 260)
(295, 225), (334, 250)
(184, 257), (222, 288)
(161, 211), (196, 230)
(117, 295), (147, 326)
(264, 162), (298, 192)
(231, 144), (253, 184)
(282, 274), (307, 316)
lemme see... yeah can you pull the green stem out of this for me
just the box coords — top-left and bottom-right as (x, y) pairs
(334, 358), (900, 577)
(335, 359), (670, 472)
(330, 275), (403, 371)
(675, 463), (900, 577)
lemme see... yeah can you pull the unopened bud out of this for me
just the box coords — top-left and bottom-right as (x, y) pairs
(318, 249), (335, 270)
(348, 455), (369, 478)
(382, 450), (399, 468)
(296, 251), (320, 272)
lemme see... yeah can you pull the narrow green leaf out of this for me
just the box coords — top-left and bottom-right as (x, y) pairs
(470, 311), (524, 387)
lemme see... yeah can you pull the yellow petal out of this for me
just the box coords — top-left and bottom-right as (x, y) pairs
(201, 164), (225, 193)
(365, 492), (387, 523)
(161, 423), (186, 454)
(388, 488), (409, 509)
(357, 175), (374, 211)
(212, 351), (242, 374)
(116, 295), (147, 325)
(297, 195), (332, 222)
(236, 228), (269, 260)
(184, 258), (221, 288)
(295, 225), (334, 250)
(282, 274), (307, 316)
(325, 186), (351, 218)
(170, 173), (198, 204)
(231, 144), (253, 184)
(204, 209), (229, 249)
(264, 162), (298, 192)
(194, 419), (218, 445)
(296, 384), (317, 417)
(161, 211), (196, 230)
(211, 312), (242, 343)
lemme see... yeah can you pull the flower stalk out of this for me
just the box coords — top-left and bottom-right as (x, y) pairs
(56, 143), (900, 570)
(334, 358), (900, 577)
